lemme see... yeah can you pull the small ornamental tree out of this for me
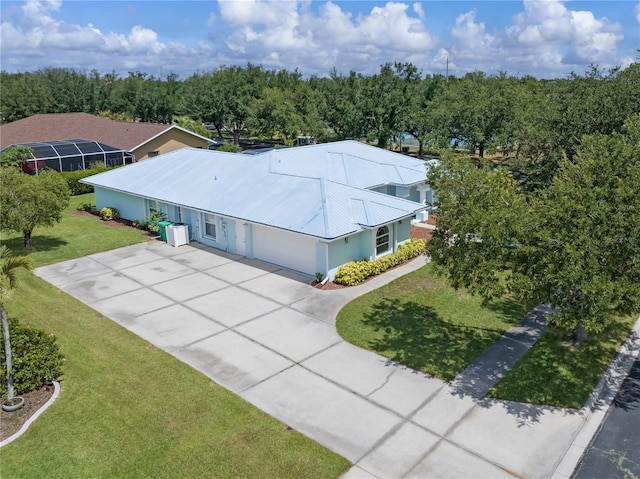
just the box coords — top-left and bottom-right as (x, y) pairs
(0, 246), (33, 404)
(0, 167), (70, 249)
(0, 146), (34, 168)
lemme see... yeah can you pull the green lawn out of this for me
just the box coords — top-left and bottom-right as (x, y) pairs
(0, 194), (350, 478)
(336, 263), (528, 381)
(0, 193), (148, 267)
(488, 314), (637, 409)
(336, 262), (637, 409)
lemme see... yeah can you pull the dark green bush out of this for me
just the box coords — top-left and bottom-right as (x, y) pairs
(59, 166), (109, 195)
(77, 202), (94, 212)
(0, 318), (65, 397)
(132, 220), (148, 230)
(217, 143), (243, 153)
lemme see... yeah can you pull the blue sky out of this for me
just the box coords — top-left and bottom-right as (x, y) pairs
(1, 1), (638, 79)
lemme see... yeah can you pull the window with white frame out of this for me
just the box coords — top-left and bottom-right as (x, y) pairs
(376, 225), (390, 255)
(203, 213), (217, 239)
(147, 199), (168, 217)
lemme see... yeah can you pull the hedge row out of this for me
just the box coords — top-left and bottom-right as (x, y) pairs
(334, 239), (426, 286)
(59, 166), (109, 195)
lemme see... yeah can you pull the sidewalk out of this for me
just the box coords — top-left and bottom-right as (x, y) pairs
(450, 304), (552, 398)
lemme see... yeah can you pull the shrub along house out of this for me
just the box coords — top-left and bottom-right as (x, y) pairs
(82, 140), (434, 280)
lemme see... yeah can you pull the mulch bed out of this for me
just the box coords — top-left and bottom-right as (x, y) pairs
(311, 280), (346, 291)
(72, 210), (156, 238)
(0, 385), (56, 442)
(411, 224), (434, 241)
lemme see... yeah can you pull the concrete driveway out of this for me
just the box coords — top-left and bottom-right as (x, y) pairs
(36, 240), (587, 478)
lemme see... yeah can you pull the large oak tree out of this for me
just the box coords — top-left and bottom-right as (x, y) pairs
(427, 115), (640, 342)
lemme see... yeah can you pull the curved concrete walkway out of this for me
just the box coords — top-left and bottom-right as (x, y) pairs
(36, 241), (590, 478)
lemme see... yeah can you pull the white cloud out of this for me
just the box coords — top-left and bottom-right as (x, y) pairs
(0, 0), (631, 78)
(445, 9), (501, 73)
(1, 0), (196, 74)
(22, 0), (61, 24)
(504, 0), (622, 66)
(450, 10), (497, 54)
(213, 1), (437, 73)
(437, 0), (626, 77)
(413, 2), (425, 20)
(219, 0), (299, 26)
(634, 2), (640, 25)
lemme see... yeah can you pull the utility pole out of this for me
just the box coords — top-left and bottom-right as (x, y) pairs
(446, 54), (449, 84)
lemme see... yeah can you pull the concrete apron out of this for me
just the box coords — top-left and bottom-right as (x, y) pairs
(36, 241), (585, 479)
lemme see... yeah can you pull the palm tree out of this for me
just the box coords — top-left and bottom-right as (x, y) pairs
(0, 245), (33, 404)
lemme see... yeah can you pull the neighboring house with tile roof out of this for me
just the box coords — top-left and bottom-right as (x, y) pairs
(0, 112), (210, 162)
(82, 140), (434, 280)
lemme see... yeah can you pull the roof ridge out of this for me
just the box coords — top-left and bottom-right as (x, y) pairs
(319, 177), (332, 237)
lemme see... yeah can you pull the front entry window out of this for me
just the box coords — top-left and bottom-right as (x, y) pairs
(148, 199), (168, 216)
(376, 225), (390, 255)
(204, 213), (217, 240)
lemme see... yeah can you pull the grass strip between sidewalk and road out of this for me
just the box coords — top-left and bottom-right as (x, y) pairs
(488, 314), (637, 409)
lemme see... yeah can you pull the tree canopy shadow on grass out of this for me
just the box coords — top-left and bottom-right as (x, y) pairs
(484, 298), (535, 322)
(1, 235), (68, 254)
(363, 298), (584, 425)
(477, 396), (582, 427)
(361, 298), (507, 382)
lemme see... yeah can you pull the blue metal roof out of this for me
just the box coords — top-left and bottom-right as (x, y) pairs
(82, 141), (428, 240)
(266, 140), (428, 189)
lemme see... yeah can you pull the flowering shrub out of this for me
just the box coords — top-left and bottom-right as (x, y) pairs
(334, 239), (426, 286)
(0, 318), (65, 397)
(99, 206), (120, 221)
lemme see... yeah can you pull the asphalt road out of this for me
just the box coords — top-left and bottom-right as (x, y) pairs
(572, 356), (640, 479)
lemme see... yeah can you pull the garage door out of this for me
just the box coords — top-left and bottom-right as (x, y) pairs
(253, 225), (317, 275)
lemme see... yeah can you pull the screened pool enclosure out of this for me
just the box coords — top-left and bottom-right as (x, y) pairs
(3, 139), (134, 174)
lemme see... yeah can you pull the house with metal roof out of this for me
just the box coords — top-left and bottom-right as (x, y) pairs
(0, 112), (210, 163)
(82, 140), (433, 280)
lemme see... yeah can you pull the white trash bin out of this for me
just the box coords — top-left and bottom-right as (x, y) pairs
(166, 223), (189, 247)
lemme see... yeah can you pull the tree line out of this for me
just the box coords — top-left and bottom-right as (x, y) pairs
(2, 63), (639, 189)
(2, 63), (638, 343)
